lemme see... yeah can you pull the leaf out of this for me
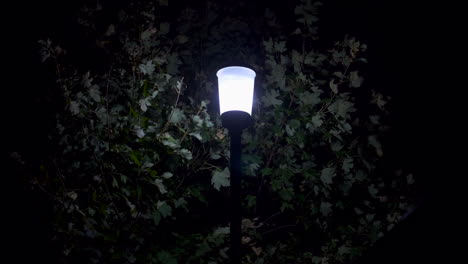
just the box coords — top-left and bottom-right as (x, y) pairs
(174, 198), (187, 209)
(311, 113), (323, 128)
(291, 50), (302, 72)
(213, 226), (230, 236)
(69, 101), (79, 115)
(274, 41), (286, 53)
(178, 149), (192, 160)
(158, 0), (169, 6)
(263, 38), (273, 53)
(169, 108), (184, 124)
(161, 172), (173, 179)
(189, 132), (202, 141)
(320, 201), (332, 216)
(176, 34), (188, 44)
(154, 179), (167, 194)
(156, 251), (177, 264)
(139, 98), (151, 112)
(299, 91), (320, 107)
(320, 167), (336, 185)
(329, 80), (338, 94)
(368, 135), (383, 157)
(262, 90), (282, 107)
(338, 246), (350, 256)
(350, 71), (363, 87)
(368, 185), (378, 197)
(89, 85), (101, 102)
(159, 22), (170, 35)
(211, 167), (230, 191)
(157, 201), (172, 218)
(135, 127), (145, 138)
(139, 60), (155, 75)
(192, 115), (203, 127)
(342, 158), (354, 174)
(328, 98), (356, 119)
(285, 125), (295, 137)
(407, 174), (415, 185)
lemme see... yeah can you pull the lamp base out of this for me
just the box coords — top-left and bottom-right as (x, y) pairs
(221, 111), (253, 132)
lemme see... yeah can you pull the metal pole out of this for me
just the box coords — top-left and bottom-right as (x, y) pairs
(229, 130), (242, 264)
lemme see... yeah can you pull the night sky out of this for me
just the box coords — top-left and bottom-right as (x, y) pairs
(4, 0), (463, 263)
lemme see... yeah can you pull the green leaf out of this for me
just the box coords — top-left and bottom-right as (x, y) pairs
(328, 98), (356, 119)
(368, 135), (383, 157)
(300, 91), (320, 107)
(159, 22), (170, 35)
(190, 132), (202, 141)
(157, 251), (177, 264)
(161, 172), (173, 179)
(342, 158), (354, 174)
(262, 90), (282, 107)
(157, 200), (172, 218)
(169, 108), (185, 124)
(69, 101), (79, 115)
(139, 60), (155, 75)
(349, 71), (363, 88)
(211, 167), (230, 191)
(311, 113), (323, 128)
(178, 149), (192, 160)
(154, 179), (168, 194)
(329, 80), (338, 94)
(320, 201), (332, 216)
(89, 85), (101, 102)
(264, 38), (273, 53)
(320, 167), (336, 185)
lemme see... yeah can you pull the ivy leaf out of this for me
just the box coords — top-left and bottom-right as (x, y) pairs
(159, 22), (170, 35)
(262, 90), (282, 107)
(320, 167), (336, 185)
(285, 125), (295, 137)
(139, 98), (151, 112)
(211, 167), (230, 191)
(69, 101), (79, 115)
(190, 132), (202, 141)
(300, 91), (320, 107)
(350, 71), (363, 88)
(274, 41), (287, 53)
(328, 98), (356, 119)
(89, 85), (101, 102)
(320, 201), (332, 216)
(139, 60), (155, 75)
(135, 127), (145, 138)
(161, 172), (173, 179)
(192, 115), (203, 127)
(342, 158), (354, 174)
(368, 135), (383, 157)
(291, 50), (302, 72)
(174, 198), (187, 209)
(178, 149), (192, 160)
(176, 34), (189, 44)
(329, 80), (338, 94)
(311, 113), (323, 128)
(169, 108), (185, 124)
(154, 179), (168, 194)
(263, 38), (273, 53)
(156, 251), (177, 264)
(157, 201), (172, 218)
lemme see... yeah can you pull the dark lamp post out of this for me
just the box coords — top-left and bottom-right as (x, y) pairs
(217, 66), (256, 264)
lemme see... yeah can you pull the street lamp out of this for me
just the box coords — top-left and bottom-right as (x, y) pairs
(217, 66), (256, 264)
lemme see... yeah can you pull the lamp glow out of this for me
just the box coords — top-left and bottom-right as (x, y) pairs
(217, 66), (256, 115)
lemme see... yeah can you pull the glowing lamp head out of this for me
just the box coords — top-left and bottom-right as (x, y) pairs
(216, 66), (256, 116)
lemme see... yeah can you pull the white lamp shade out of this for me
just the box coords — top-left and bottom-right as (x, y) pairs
(217, 66), (256, 115)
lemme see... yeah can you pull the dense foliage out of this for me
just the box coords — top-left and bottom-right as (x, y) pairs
(14, 0), (415, 263)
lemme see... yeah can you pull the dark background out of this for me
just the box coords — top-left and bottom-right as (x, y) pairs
(4, 0), (463, 263)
